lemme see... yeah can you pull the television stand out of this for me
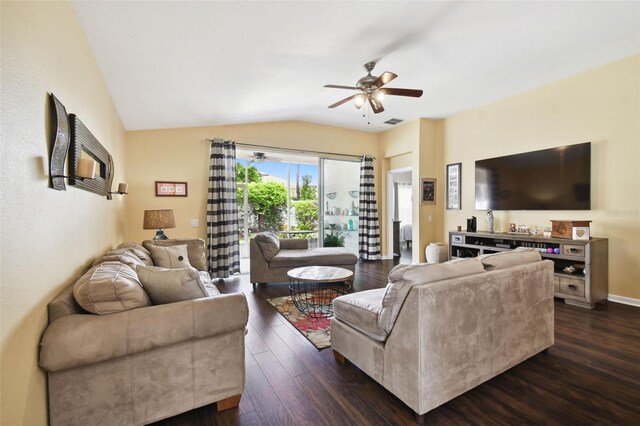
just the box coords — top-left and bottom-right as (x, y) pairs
(448, 231), (608, 309)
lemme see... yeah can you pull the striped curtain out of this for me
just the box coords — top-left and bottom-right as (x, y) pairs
(358, 155), (381, 260)
(207, 139), (240, 277)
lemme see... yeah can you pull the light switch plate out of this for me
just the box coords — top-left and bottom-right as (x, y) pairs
(191, 219), (199, 227)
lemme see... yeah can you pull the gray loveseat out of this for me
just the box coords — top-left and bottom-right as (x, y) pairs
(331, 249), (554, 422)
(39, 239), (249, 426)
(250, 232), (358, 285)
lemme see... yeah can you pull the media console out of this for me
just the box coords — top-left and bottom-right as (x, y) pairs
(449, 231), (608, 309)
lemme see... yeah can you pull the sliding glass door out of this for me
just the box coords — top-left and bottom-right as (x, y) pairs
(320, 159), (360, 255)
(236, 152), (319, 259)
(235, 149), (360, 260)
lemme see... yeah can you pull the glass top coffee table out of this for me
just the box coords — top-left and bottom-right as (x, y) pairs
(287, 266), (353, 318)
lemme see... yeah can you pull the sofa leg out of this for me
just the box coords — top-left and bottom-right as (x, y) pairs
(217, 394), (241, 412)
(333, 350), (346, 364)
(414, 412), (425, 424)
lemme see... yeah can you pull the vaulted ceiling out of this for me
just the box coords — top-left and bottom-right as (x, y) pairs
(72, 1), (640, 132)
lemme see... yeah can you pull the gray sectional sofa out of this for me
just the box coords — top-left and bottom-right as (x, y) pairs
(250, 232), (358, 285)
(39, 239), (248, 426)
(331, 249), (555, 422)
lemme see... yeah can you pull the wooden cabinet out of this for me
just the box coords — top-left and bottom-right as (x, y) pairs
(448, 231), (608, 309)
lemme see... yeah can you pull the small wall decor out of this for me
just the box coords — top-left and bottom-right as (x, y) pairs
(49, 94), (70, 191)
(155, 181), (188, 197)
(446, 163), (461, 210)
(421, 177), (436, 205)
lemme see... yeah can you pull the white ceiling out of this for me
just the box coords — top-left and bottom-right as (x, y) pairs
(72, 1), (640, 133)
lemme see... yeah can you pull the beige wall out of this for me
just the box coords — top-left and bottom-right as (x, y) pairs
(380, 119), (445, 262)
(444, 54), (640, 299)
(124, 121), (381, 244)
(0, 2), (127, 424)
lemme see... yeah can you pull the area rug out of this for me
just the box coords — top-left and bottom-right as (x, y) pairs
(266, 292), (336, 350)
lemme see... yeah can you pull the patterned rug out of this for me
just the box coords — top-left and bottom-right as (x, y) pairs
(266, 292), (336, 350)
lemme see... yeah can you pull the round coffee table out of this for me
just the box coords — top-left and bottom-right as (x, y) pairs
(287, 266), (353, 318)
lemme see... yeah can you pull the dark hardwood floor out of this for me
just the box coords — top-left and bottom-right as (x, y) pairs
(155, 259), (640, 425)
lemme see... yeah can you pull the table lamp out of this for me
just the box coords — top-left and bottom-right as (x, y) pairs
(143, 209), (176, 240)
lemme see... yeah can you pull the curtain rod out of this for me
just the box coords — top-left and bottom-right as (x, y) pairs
(206, 139), (374, 161)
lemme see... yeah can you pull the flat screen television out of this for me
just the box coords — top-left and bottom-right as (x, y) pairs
(475, 142), (591, 210)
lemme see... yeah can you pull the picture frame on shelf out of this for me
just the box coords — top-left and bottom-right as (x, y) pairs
(446, 163), (461, 210)
(421, 177), (436, 205)
(155, 181), (188, 197)
(572, 226), (590, 240)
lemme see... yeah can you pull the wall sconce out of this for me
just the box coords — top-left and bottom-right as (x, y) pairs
(52, 157), (97, 180)
(143, 209), (176, 240)
(107, 183), (128, 200)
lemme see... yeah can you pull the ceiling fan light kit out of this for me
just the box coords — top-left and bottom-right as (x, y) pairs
(325, 62), (423, 117)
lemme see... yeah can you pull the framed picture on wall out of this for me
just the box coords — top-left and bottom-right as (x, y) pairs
(421, 178), (436, 205)
(155, 181), (188, 197)
(446, 163), (461, 210)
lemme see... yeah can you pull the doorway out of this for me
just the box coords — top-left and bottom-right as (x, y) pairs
(387, 168), (413, 264)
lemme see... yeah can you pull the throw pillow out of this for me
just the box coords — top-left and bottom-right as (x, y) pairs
(142, 239), (207, 271)
(74, 261), (151, 315)
(116, 242), (154, 266)
(254, 232), (280, 262)
(137, 266), (219, 305)
(146, 244), (192, 269)
(92, 251), (146, 271)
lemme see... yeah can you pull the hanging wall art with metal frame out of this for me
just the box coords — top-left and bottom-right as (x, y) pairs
(49, 94), (70, 191)
(69, 114), (113, 196)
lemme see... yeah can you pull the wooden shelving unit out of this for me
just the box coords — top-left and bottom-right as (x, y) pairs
(448, 231), (608, 309)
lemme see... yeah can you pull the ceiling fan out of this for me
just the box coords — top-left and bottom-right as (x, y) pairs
(324, 62), (423, 114)
(251, 152), (281, 163)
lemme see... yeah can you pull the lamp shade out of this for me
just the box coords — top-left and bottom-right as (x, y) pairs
(143, 209), (176, 230)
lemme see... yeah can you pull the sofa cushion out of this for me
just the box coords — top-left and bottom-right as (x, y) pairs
(143, 238), (207, 271)
(137, 266), (219, 305)
(479, 248), (542, 271)
(145, 244), (192, 269)
(270, 248), (358, 268)
(379, 257), (485, 334)
(333, 288), (387, 342)
(254, 232), (280, 261)
(92, 249), (147, 270)
(73, 261), (151, 315)
(116, 242), (154, 266)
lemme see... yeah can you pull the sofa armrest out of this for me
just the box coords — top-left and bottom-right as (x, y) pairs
(280, 238), (308, 250)
(40, 293), (248, 373)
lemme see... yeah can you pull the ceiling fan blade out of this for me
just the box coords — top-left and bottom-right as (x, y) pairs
(371, 71), (397, 89)
(369, 97), (384, 114)
(329, 94), (358, 109)
(324, 84), (358, 90)
(379, 88), (423, 98)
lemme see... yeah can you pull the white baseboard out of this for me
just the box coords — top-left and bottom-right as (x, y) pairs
(607, 294), (640, 308)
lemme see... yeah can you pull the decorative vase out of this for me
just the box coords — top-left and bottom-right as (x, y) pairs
(426, 243), (448, 264)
